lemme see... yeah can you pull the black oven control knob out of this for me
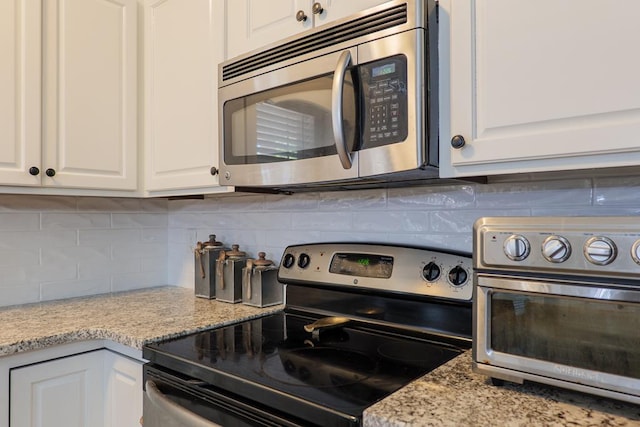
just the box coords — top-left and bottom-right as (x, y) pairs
(282, 253), (295, 269)
(298, 253), (311, 269)
(503, 235), (530, 261)
(542, 235), (571, 263)
(448, 265), (468, 287)
(584, 237), (617, 265)
(422, 262), (441, 282)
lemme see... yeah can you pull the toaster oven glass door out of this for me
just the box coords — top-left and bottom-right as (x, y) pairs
(475, 276), (640, 397)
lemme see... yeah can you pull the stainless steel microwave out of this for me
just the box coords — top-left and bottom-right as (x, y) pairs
(218, 0), (438, 190)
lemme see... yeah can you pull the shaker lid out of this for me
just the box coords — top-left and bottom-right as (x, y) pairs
(226, 244), (246, 258)
(253, 252), (274, 267)
(204, 234), (223, 247)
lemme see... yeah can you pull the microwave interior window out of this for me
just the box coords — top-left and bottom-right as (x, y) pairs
(490, 291), (640, 379)
(224, 73), (356, 165)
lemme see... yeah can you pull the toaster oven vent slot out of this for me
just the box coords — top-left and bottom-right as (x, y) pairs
(222, 4), (408, 81)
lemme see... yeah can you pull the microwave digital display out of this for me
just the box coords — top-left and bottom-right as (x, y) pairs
(372, 62), (396, 78)
(360, 55), (409, 149)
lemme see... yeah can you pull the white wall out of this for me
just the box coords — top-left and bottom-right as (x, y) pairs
(0, 195), (168, 307)
(167, 174), (640, 288)
(1, 173), (638, 306)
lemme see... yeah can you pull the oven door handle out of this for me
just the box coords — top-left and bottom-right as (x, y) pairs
(332, 50), (353, 170)
(144, 380), (221, 427)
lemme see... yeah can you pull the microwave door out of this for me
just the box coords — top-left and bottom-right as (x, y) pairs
(218, 49), (359, 187)
(357, 29), (433, 179)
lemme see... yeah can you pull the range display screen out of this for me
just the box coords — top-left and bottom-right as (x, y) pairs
(329, 253), (393, 278)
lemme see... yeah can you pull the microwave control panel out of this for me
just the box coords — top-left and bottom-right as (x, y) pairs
(360, 55), (408, 149)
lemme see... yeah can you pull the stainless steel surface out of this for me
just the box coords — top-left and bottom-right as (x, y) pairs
(474, 216), (640, 280)
(144, 380), (222, 427)
(215, 245), (248, 303)
(218, 0), (438, 189)
(241, 257), (283, 308)
(194, 236), (228, 299)
(278, 243), (473, 301)
(473, 216), (640, 405)
(332, 50), (353, 170)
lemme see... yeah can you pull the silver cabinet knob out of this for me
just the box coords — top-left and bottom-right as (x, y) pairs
(312, 2), (324, 14)
(451, 135), (466, 149)
(296, 10), (307, 22)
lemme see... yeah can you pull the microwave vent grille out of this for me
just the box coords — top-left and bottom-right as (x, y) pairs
(222, 3), (408, 82)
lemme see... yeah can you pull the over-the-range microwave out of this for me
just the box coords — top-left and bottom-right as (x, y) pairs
(218, 0), (439, 191)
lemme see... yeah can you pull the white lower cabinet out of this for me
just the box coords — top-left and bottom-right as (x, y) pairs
(9, 348), (143, 427)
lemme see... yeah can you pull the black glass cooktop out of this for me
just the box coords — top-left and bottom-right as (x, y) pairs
(143, 311), (465, 422)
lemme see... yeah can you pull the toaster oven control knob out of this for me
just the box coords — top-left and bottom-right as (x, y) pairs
(422, 262), (441, 282)
(282, 253), (295, 269)
(542, 236), (571, 263)
(584, 237), (617, 265)
(298, 253), (311, 269)
(448, 265), (468, 287)
(503, 235), (530, 261)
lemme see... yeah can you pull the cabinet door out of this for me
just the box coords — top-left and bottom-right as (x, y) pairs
(104, 351), (144, 427)
(10, 351), (105, 427)
(441, 0), (640, 177)
(42, 0), (137, 190)
(226, 0), (312, 59)
(144, 0), (223, 192)
(0, 0), (41, 186)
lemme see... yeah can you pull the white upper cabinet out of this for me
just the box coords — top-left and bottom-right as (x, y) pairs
(0, 0), (41, 186)
(225, 0), (391, 59)
(0, 0), (137, 192)
(144, 0), (231, 195)
(439, 0), (640, 178)
(42, 0), (137, 190)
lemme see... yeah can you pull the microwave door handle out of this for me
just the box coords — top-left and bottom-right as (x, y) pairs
(332, 50), (353, 169)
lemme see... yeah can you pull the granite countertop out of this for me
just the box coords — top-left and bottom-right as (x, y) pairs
(364, 351), (640, 427)
(0, 286), (282, 357)
(3, 287), (638, 426)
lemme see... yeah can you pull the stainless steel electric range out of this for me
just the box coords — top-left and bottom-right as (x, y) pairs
(142, 243), (473, 427)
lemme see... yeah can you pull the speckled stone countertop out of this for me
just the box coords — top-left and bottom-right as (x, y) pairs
(364, 351), (640, 427)
(0, 286), (282, 357)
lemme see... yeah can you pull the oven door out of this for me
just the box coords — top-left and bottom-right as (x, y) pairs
(473, 275), (640, 401)
(143, 365), (303, 427)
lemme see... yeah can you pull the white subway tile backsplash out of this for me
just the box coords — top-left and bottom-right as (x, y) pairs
(40, 278), (111, 301)
(111, 213), (168, 228)
(2, 174), (640, 307)
(388, 184), (476, 209)
(354, 211), (430, 233)
(0, 213), (40, 231)
(41, 213), (110, 229)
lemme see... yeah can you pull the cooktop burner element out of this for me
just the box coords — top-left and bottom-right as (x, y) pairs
(143, 243), (473, 426)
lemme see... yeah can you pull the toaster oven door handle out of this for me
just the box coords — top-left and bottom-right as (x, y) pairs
(332, 50), (353, 170)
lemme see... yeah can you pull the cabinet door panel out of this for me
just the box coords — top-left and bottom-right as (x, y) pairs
(0, 0), (41, 185)
(144, 0), (222, 191)
(226, 0), (311, 59)
(10, 351), (105, 427)
(104, 350), (143, 427)
(43, 0), (137, 190)
(443, 0), (640, 177)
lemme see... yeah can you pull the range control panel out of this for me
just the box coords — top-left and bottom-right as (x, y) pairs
(278, 243), (472, 301)
(475, 216), (640, 280)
